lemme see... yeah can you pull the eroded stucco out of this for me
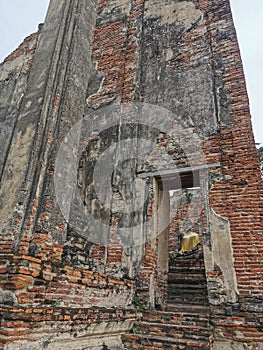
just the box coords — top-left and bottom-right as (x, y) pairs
(145, 0), (202, 28)
(206, 208), (238, 304)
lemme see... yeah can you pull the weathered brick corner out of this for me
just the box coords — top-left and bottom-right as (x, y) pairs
(0, 0), (262, 349)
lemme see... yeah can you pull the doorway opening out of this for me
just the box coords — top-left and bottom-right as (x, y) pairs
(154, 168), (209, 306)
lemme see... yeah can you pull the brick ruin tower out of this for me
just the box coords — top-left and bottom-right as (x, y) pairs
(0, 0), (263, 349)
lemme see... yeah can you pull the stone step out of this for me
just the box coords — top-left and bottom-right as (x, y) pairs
(169, 253), (204, 260)
(169, 264), (206, 269)
(165, 303), (210, 313)
(168, 278), (206, 284)
(168, 275), (206, 283)
(144, 308), (210, 317)
(139, 307), (211, 331)
(170, 283), (206, 290)
(168, 283), (207, 289)
(169, 269), (206, 279)
(169, 263), (206, 269)
(168, 271), (206, 278)
(168, 286), (208, 296)
(134, 321), (211, 340)
(122, 304), (212, 349)
(169, 257), (205, 264)
(169, 264), (206, 272)
(167, 296), (209, 306)
(122, 333), (211, 349)
(168, 282), (207, 289)
(142, 310), (210, 328)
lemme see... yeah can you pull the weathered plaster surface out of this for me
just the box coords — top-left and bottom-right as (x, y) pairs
(0, 31), (39, 190)
(0, 0), (99, 246)
(206, 208), (238, 304)
(0, 288), (17, 305)
(97, 0), (131, 24)
(141, 0), (220, 137)
(145, 0), (202, 28)
(2, 320), (133, 350)
(214, 340), (263, 350)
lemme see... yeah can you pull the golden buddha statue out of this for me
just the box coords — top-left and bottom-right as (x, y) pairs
(178, 219), (200, 255)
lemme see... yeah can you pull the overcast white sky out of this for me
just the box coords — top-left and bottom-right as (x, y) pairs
(0, 0), (262, 145)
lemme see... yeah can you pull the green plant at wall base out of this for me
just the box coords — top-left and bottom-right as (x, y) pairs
(131, 325), (137, 334)
(132, 295), (140, 307)
(52, 299), (61, 307)
(132, 295), (148, 310)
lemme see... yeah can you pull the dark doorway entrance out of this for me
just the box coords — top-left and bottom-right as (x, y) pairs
(154, 168), (209, 307)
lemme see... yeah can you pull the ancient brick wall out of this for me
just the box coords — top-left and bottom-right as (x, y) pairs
(0, 0), (262, 349)
(0, 1), (139, 348)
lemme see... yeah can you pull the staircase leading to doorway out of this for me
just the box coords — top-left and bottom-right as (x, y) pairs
(123, 304), (212, 349)
(167, 251), (209, 305)
(123, 251), (213, 349)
